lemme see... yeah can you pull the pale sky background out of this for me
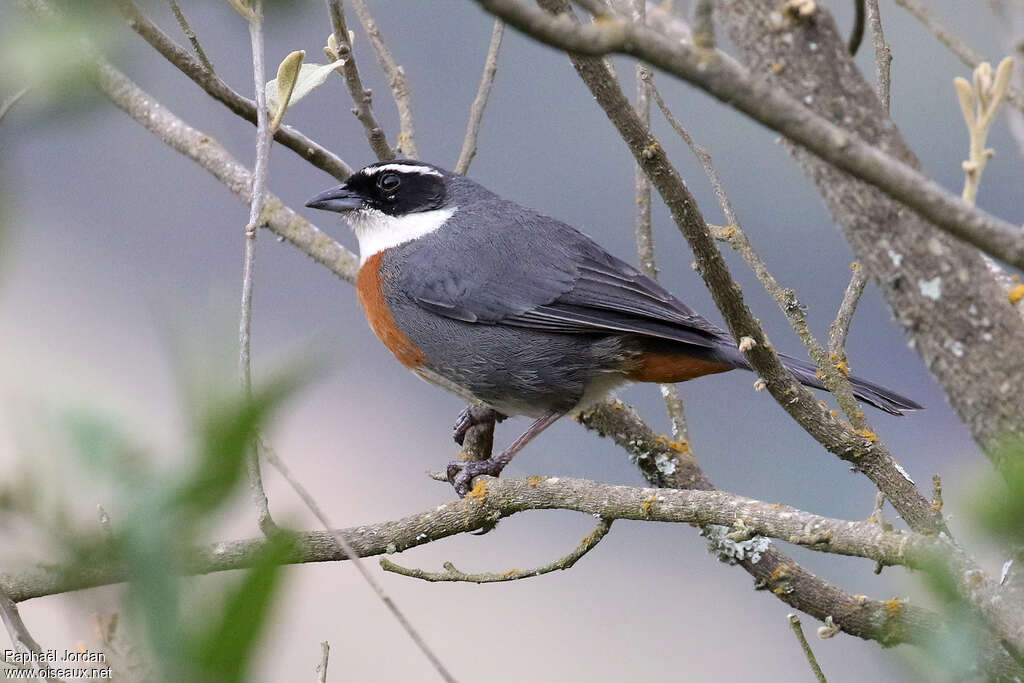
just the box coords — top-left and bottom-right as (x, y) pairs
(1, 0), (1022, 681)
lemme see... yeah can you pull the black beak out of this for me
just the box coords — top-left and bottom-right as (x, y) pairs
(305, 185), (364, 212)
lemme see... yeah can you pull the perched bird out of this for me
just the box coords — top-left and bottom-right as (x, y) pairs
(307, 160), (921, 495)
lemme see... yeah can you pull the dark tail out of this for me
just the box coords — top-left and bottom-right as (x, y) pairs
(776, 353), (922, 416)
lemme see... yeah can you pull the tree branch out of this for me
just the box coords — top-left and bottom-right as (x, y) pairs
(239, 0), (279, 538)
(0, 590), (60, 682)
(863, 0), (891, 111)
(828, 263), (868, 363)
(324, 0), (395, 160)
(0, 476), (973, 598)
(348, 0), (419, 158)
(469, 0), (1024, 273)
(455, 19), (505, 174)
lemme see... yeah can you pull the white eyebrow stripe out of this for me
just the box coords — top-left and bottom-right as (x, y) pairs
(364, 163), (443, 177)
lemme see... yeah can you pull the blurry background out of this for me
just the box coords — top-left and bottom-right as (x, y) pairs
(1, 0), (1021, 680)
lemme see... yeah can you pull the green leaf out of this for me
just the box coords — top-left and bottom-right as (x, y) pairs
(265, 60), (345, 116)
(171, 369), (303, 519)
(193, 532), (295, 682)
(969, 438), (1024, 544)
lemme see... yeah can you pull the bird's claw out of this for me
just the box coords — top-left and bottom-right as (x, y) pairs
(452, 406), (506, 446)
(446, 458), (505, 497)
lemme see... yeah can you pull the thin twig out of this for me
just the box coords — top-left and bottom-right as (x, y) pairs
(0, 87), (29, 126)
(324, 0), (395, 160)
(0, 590), (61, 683)
(349, 0), (418, 157)
(166, 0), (214, 73)
(628, 1), (690, 440)
(256, 437), (457, 683)
(788, 614), (828, 683)
(869, 491), (891, 574)
(455, 20), (505, 174)
(647, 78), (869, 430)
(240, 0), (278, 538)
(863, 0), (891, 111)
(381, 518), (613, 582)
(895, 0), (1024, 116)
(316, 641), (329, 683)
(828, 262), (867, 363)
(112, 0), (352, 180)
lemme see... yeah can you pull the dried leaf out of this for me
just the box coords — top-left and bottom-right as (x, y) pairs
(268, 50), (305, 132)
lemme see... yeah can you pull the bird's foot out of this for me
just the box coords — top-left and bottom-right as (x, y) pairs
(446, 457), (507, 497)
(452, 406), (506, 446)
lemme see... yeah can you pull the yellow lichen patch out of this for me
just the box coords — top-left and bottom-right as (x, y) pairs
(640, 496), (658, 518)
(501, 569), (519, 578)
(467, 479), (490, 503)
(833, 360), (850, 376)
(527, 475), (544, 487)
(885, 598), (902, 618)
(769, 565), (790, 583)
(856, 428), (878, 443)
(1009, 283), (1024, 304)
(668, 439), (691, 454)
(770, 62), (786, 74)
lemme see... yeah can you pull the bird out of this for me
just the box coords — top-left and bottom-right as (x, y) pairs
(306, 160), (921, 495)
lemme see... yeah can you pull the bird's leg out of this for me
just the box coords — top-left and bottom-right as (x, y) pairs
(452, 405), (507, 446)
(447, 411), (563, 497)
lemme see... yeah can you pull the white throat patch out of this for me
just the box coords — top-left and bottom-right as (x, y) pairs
(346, 207), (457, 264)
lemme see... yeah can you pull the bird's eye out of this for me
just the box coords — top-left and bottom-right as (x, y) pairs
(378, 173), (401, 194)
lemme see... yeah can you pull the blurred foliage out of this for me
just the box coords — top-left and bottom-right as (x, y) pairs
(54, 367), (306, 682)
(970, 439), (1024, 546)
(0, 3), (113, 114)
(904, 439), (1024, 680)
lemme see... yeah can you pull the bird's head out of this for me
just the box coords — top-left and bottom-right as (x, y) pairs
(306, 160), (459, 264)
